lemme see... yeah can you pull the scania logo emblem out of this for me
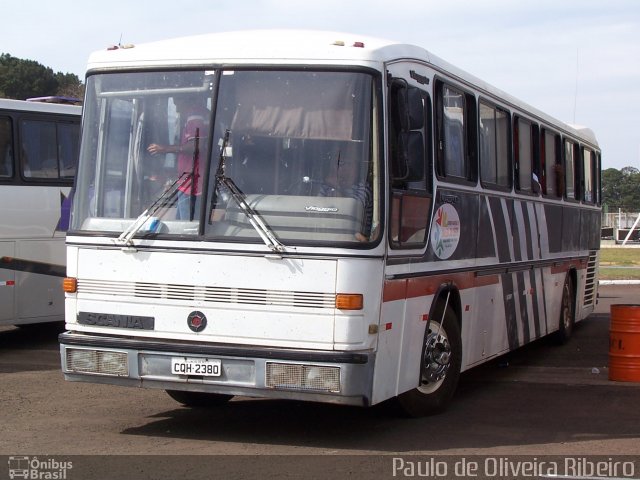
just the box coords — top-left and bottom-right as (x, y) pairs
(187, 311), (207, 332)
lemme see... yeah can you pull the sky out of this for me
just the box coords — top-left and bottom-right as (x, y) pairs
(2, 0), (639, 170)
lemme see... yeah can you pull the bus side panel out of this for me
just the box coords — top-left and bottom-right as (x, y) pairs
(395, 280), (437, 397)
(466, 281), (510, 366)
(0, 241), (16, 323)
(372, 280), (408, 404)
(563, 205), (582, 252)
(15, 238), (66, 322)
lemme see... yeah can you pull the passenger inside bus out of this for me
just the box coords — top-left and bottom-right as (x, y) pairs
(147, 95), (210, 220)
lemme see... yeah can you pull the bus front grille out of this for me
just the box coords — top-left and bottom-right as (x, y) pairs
(77, 279), (336, 309)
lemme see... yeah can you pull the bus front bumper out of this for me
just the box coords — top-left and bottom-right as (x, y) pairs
(59, 331), (375, 406)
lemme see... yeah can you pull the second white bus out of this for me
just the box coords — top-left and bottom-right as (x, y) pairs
(0, 98), (81, 326)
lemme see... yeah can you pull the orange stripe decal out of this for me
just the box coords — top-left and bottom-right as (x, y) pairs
(383, 271), (499, 303)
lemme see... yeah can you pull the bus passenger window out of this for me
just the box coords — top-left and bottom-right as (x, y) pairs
(58, 123), (79, 178)
(542, 130), (561, 197)
(564, 139), (578, 200)
(583, 147), (595, 203)
(514, 117), (539, 194)
(0, 117), (13, 178)
(442, 86), (465, 177)
(21, 120), (60, 179)
(436, 82), (476, 183)
(479, 101), (510, 189)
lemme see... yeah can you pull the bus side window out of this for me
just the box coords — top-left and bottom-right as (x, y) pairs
(58, 122), (80, 179)
(582, 147), (595, 204)
(479, 101), (511, 189)
(542, 129), (561, 198)
(595, 152), (602, 205)
(564, 139), (578, 200)
(436, 81), (476, 183)
(21, 119), (59, 179)
(389, 79), (432, 248)
(514, 116), (539, 194)
(0, 116), (13, 178)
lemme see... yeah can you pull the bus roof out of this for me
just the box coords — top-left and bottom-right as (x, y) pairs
(0, 98), (81, 115)
(86, 29), (598, 148)
(87, 30), (413, 69)
(26, 96), (82, 105)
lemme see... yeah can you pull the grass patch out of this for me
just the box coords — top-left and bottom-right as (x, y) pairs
(599, 248), (640, 266)
(598, 267), (640, 281)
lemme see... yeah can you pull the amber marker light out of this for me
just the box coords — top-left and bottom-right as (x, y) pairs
(63, 277), (77, 293)
(335, 294), (363, 310)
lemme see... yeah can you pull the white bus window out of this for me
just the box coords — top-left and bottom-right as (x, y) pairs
(515, 117), (535, 193)
(583, 147), (594, 203)
(21, 119), (59, 179)
(564, 139), (577, 200)
(74, 70), (378, 246)
(0, 117), (12, 177)
(442, 86), (466, 178)
(543, 130), (561, 197)
(58, 122), (79, 178)
(479, 101), (510, 189)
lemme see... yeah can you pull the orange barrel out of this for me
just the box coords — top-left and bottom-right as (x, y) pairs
(609, 304), (640, 382)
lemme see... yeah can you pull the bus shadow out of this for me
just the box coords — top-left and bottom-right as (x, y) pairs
(122, 359), (638, 452)
(121, 377), (639, 452)
(121, 315), (638, 452)
(0, 323), (63, 373)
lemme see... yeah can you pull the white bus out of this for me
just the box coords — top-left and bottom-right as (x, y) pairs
(1, 98), (81, 327)
(60, 31), (600, 415)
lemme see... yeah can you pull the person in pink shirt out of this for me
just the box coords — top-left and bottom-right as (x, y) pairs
(147, 96), (209, 220)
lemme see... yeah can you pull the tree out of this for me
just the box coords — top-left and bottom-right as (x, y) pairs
(54, 71), (84, 99)
(0, 53), (83, 100)
(602, 168), (624, 209)
(602, 166), (640, 212)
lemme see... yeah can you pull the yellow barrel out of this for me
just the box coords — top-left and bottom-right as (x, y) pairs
(609, 304), (640, 382)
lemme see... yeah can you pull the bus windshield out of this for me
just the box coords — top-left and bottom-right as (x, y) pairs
(72, 69), (379, 246)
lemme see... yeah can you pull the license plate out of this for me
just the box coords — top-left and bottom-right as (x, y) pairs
(171, 357), (222, 377)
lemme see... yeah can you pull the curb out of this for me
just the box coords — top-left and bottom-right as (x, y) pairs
(599, 280), (640, 285)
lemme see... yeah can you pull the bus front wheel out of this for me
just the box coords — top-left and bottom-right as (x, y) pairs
(396, 307), (462, 417)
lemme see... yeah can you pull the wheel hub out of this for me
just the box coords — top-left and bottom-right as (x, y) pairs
(422, 329), (451, 383)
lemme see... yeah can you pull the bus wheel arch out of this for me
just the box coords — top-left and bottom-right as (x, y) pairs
(396, 286), (463, 416)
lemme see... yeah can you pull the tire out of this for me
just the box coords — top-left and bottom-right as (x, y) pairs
(396, 307), (462, 417)
(554, 274), (575, 344)
(166, 390), (233, 407)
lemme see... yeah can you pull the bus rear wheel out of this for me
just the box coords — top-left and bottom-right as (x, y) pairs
(166, 390), (233, 407)
(554, 274), (575, 344)
(396, 307), (462, 417)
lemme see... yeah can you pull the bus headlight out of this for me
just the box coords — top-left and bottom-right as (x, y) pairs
(65, 348), (128, 376)
(266, 362), (340, 393)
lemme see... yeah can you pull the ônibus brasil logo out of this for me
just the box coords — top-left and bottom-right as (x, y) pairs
(8, 456), (73, 479)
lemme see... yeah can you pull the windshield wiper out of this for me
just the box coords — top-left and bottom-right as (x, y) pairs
(209, 130), (285, 253)
(115, 172), (191, 248)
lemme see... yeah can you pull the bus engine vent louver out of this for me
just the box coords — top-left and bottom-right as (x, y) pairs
(583, 250), (598, 308)
(77, 279), (336, 309)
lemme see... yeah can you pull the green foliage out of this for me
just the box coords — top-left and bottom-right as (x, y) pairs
(602, 166), (640, 212)
(0, 53), (84, 100)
